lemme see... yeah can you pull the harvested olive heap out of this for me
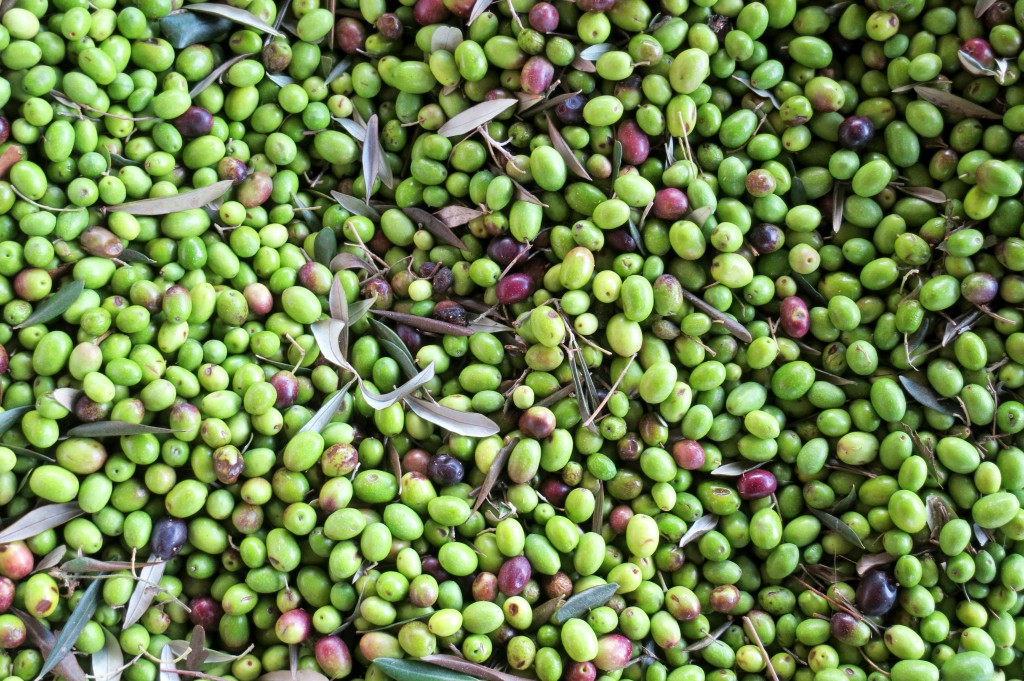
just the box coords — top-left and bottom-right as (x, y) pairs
(4, 0), (1024, 679)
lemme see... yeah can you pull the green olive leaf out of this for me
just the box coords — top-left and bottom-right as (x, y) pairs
(681, 620), (733, 652)
(313, 226), (336, 267)
(578, 43), (614, 61)
(159, 644), (181, 681)
(404, 396), (501, 438)
(360, 362), (436, 410)
(680, 289), (752, 343)
(257, 672), (329, 681)
(92, 628), (124, 681)
(472, 436), (519, 513)
(402, 207), (468, 250)
(0, 405), (30, 437)
(119, 248), (157, 264)
(333, 117), (367, 141)
(551, 582), (621, 624)
(16, 608), (88, 681)
(898, 376), (965, 420)
(63, 422), (182, 438)
(373, 659), (475, 681)
(419, 655), (522, 681)
(547, 115), (592, 180)
(808, 508), (865, 549)
(122, 560), (166, 630)
(679, 513), (719, 548)
(311, 318), (349, 369)
(14, 279), (85, 329)
(731, 74), (781, 108)
(0, 502), (83, 544)
(363, 114), (381, 203)
(105, 180), (233, 215)
(33, 575), (103, 681)
(912, 86), (1001, 120)
(437, 99), (517, 138)
(347, 296), (377, 327)
(299, 379), (357, 435)
(185, 2), (283, 35)
(331, 190), (381, 220)
(370, 309), (474, 336)
(188, 54), (246, 97)
(160, 10), (234, 48)
(33, 545), (67, 574)
(369, 318), (418, 380)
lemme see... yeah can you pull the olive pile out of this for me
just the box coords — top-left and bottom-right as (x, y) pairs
(0, 0), (1024, 679)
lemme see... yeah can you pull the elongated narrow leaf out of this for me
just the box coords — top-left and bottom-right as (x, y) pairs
(14, 279), (84, 329)
(313, 227), (336, 268)
(312, 319), (348, 368)
(64, 422), (180, 438)
(93, 628), (124, 681)
(17, 610), (87, 681)
(189, 54), (246, 97)
(159, 644), (180, 681)
(120, 249), (156, 264)
(360, 363), (435, 410)
(680, 289), (752, 343)
(809, 508), (865, 549)
(370, 319), (418, 380)
(679, 514), (719, 548)
(856, 553), (896, 576)
(832, 182), (845, 234)
(106, 180), (232, 215)
(371, 309), (474, 336)
(347, 296), (377, 327)
(186, 3), (282, 35)
(420, 656), (521, 681)
(330, 252), (373, 271)
(331, 191), (381, 220)
(438, 99), (517, 137)
(435, 206), (484, 227)
(472, 437), (519, 513)
(430, 26), (463, 52)
(404, 396), (500, 437)
(374, 660), (472, 681)
(329, 273), (346, 320)
(578, 43), (614, 60)
(266, 73), (295, 87)
(898, 376), (964, 420)
(896, 185), (947, 203)
(711, 461), (765, 477)
(467, 0), (493, 24)
(258, 672), (330, 681)
(59, 557), (163, 573)
(519, 90), (583, 116)
(913, 86), (1001, 119)
(0, 405), (30, 436)
(547, 116), (591, 180)
(362, 115), (380, 204)
(167, 638), (250, 666)
(325, 57), (352, 84)
(299, 379), (356, 435)
(552, 583), (621, 625)
(334, 117), (366, 141)
(466, 316), (513, 334)
(34, 545), (67, 573)
(51, 389), (81, 411)
(122, 560), (166, 629)
(976, 0), (999, 16)
(402, 207), (468, 250)
(36, 578), (104, 681)
(731, 75), (781, 108)
(681, 621), (733, 652)
(0, 502), (82, 544)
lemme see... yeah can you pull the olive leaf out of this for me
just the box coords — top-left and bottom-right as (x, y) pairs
(958, 49), (999, 76)
(312, 318), (349, 368)
(518, 90), (583, 116)
(370, 319), (418, 380)
(547, 116), (591, 180)
(678, 513), (719, 548)
(975, 0), (999, 17)
(0, 502), (83, 544)
(466, 315), (514, 334)
(531, 595), (566, 628)
(404, 396), (501, 437)
(331, 191), (381, 220)
(832, 182), (845, 233)
(611, 139), (623, 180)
(122, 559), (166, 630)
(578, 43), (614, 60)
(159, 644), (181, 681)
(334, 116), (366, 141)
(33, 544), (67, 574)
(92, 628), (124, 681)
(430, 26), (463, 52)
(731, 74), (781, 108)
(362, 114), (381, 203)
(711, 461), (766, 477)
(14, 279), (85, 329)
(373, 659), (474, 681)
(894, 185), (947, 203)
(188, 54), (246, 97)
(813, 368), (857, 386)
(680, 289), (752, 343)
(856, 553), (896, 576)
(16, 609), (87, 681)
(59, 557), (163, 573)
(325, 57), (352, 84)
(63, 422), (182, 438)
(330, 252), (374, 271)
(472, 436), (519, 513)
(419, 656), (522, 681)
(974, 522), (992, 546)
(105, 180), (233, 215)
(435, 206), (484, 227)
(298, 378), (357, 435)
(161, 10), (235, 48)
(572, 54), (597, 73)
(360, 362), (436, 410)
(0, 405), (30, 437)
(913, 86), (1001, 120)
(266, 73), (295, 87)
(551, 583), (621, 625)
(186, 3), (283, 35)
(898, 375), (965, 420)
(34, 576), (103, 681)
(402, 207), (468, 250)
(119, 249), (156, 264)
(313, 227), (336, 268)
(467, 0), (493, 25)
(258, 672), (330, 681)
(808, 508), (865, 549)
(166, 635), (252, 668)
(438, 99), (517, 137)
(329, 273), (347, 320)
(681, 620), (733, 652)
(347, 296), (378, 327)
(370, 309), (474, 336)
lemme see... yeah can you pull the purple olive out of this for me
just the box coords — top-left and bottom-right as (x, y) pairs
(528, 2), (559, 32)
(334, 17), (366, 53)
(672, 440), (705, 470)
(653, 188), (689, 220)
(595, 635), (632, 671)
(618, 120), (650, 165)
(314, 636), (353, 679)
(856, 570), (898, 616)
(376, 12), (403, 39)
(747, 223), (784, 254)
(837, 115), (875, 151)
(495, 273), (535, 305)
(497, 555), (532, 596)
(189, 597), (223, 629)
(170, 106), (214, 138)
(779, 296), (810, 338)
(737, 469), (778, 499)
(413, 0), (449, 24)
(426, 453), (464, 485)
(555, 94), (587, 124)
(521, 56), (555, 95)
(151, 518), (188, 559)
(269, 371), (299, 409)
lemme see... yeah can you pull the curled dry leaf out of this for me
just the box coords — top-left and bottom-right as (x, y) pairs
(435, 206), (484, 227)
(437, 99), (517, 137)
(311, 318), (349, 368)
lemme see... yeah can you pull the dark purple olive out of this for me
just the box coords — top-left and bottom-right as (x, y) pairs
(837, 115), (875, 151)
(189, 596), (223, 629)
(539, 477), (570, 506)
(961, 271), (999, 304)
(618, 120), (650, 165)
(486, 237), (527, 267)
(495, 273), (535, 305)
(830, 612), (858, 641)
(412, 0), (449, 24)
(608, 505), (633, 534)
(432, 300), (467, 326)
(427, 453), (464, 485)
(521, 56), (554, 95)
(747, 223), (784, 253)
(376, 12), (404, 39)
(606, 229), (638, 252)
(497, 555), (532, 596)
(170, 106), (214, 138)
(334, 17), (366, 53)
(395, 324), (423, 355)
(269, 371), (299, 409)
(983, 0), (1013, 27)
(779, 296), (810, 338)
(653, 188), (689, 220)
(962, 37), (996, 68)
(555, 94), (587, 124)
(0, 118), (9, 145)
(402, 448), (431, 475)
(151, 518), (188, 559)
(856, 570), (898, 616)
(518, 406), (556, 439)
(737, 469), (778, 499)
